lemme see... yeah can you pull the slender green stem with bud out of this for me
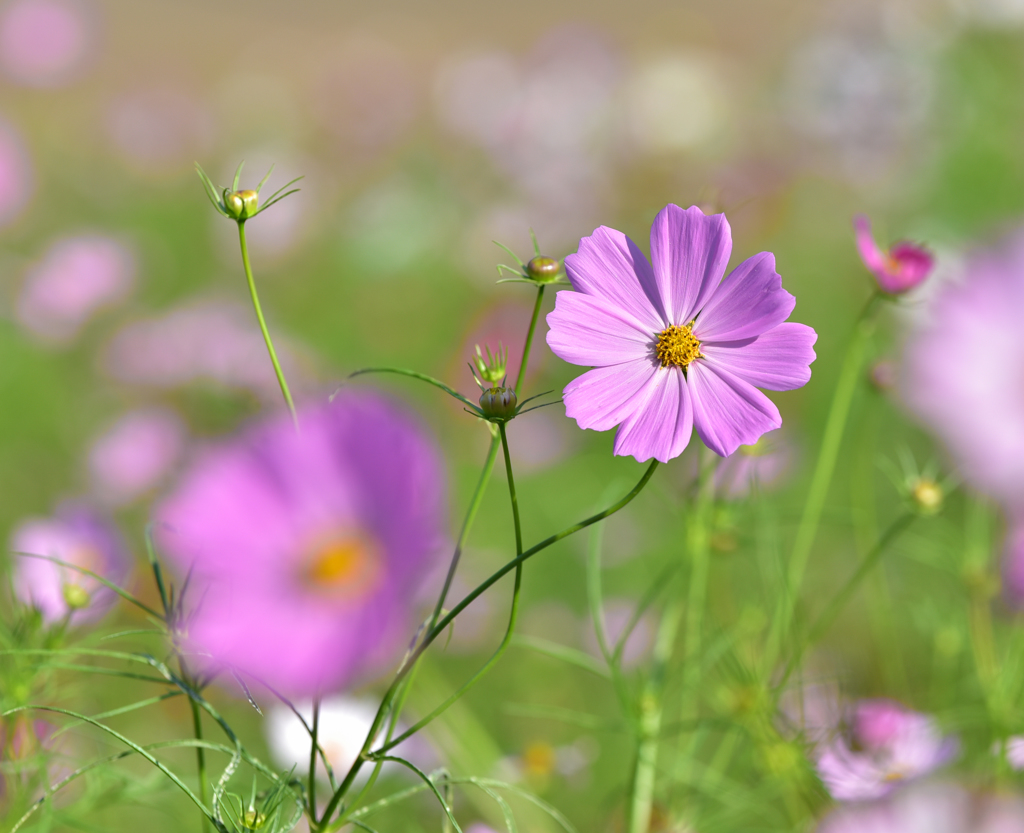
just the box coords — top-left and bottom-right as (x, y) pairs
(237, 222), (298, 427)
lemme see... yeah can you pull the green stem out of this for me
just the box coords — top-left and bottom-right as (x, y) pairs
(514, 285), (545, 395)
(309, 696), (321, 814)
(188, 693), (208, 833)
(777, 512), (914, 691)
(237, 221), (298, 427)
(772, 294), (879, 664)
(318, 460), (660, 828)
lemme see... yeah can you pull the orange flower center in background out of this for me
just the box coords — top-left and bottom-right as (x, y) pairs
(302, 532), (381, 599)
(655, 324), (701, 369)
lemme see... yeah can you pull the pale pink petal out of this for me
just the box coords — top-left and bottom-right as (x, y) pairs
(693, 252), (794, 342)
(546, 291), (653, 367)
(612, 367), (693, 463)
(563, 359), (659, 432)
(649, 204), (732, 324)
(687, 362), (781, 456)
(564, 225), (666, 331)
(700, 323), (817, 391)
(854, 215), (889, 275)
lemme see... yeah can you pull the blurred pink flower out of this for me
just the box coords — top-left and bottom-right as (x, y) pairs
(0, 116), (32, 226)
(854, 216), (934, 295)
(712, 430), (794, 499)
(87, 407), (185, 506)
(1003, 736), (1024, 770)
(777, 680), (843, 745)
(1001, 519), (1024, 608)
(583, 598), (654, 669)
(903, 229), (1024, 504)
(0, 0), (92, 87)
(10, 502), (130, 625)
(156, 392), (447, 696)
(102, 299), (305, 402)
(105, 86), (213, 175)
(815, 699), (958, 802)
(816, 781), (1024, 833)
(16, 234), (134, 344)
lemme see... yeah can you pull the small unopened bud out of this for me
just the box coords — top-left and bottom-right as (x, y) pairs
(910, 477), (943, 514)
(62, 583), (90, 610)
(473, 344), (507, 386)
(479, 386), (517, 421)
(242, 809), (265, 829)
(224, 188), (259, 221)
(526, 255), (562, 283)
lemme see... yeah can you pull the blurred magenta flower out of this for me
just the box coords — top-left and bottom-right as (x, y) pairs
(0, 0), (91, 87)
(0, 116), (32, 226)
(87, 407), (185, 506)
(816, 781), (1024, 833)
(903, 230), (1024, 504)
(1001, 519), (1024, 607)
(16, 234), (134, 344)
(10, 503), (130, 625)
(777, 680), (843, 745)
(854, 216), (934, 295)
(156, 392), (447, 695)
(713, 430), (794, 499)
(103, 299), (305, 402)
(815, 699), (958, 802)
(546, 204), (817, 462)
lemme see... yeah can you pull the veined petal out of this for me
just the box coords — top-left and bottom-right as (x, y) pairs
(693, 252), (795, 342)
(564, 225), (666, 331)
(687, 361), (781, 457)
(563, 359), (660, 432)
(613, 367), (694, 463)
(701, 323), (818, 391)
(546, 291), (653, 367)
(650, 204), (732, 325)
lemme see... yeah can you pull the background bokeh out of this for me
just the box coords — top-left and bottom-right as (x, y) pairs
(3, 0), (1024, 830)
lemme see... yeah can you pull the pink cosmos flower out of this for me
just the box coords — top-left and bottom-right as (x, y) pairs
(816, 781), (1024, 833)
(1001, 519), (1024, 608)
(155, 392), (446, 696)
(0, 116), (32, 227)
(712, 429), (794, 499)
(546, 204), (817, 462)
(815, 699), (958, 802)
(10, 503), (130, 625)
(854, 215), (934, 295)
(0, 0), (92, 87)
(87, 407), (185, 506)
(16, 234), (135, 344)
(903, 229), (1024, 504)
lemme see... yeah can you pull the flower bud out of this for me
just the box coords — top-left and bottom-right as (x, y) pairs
(479, 386), (517, 421)
(473, 344), (507, 386)
(526, 255), (562, 283)
(62, 583), (90, 610)
(223, 188), (259, 221)
(909, 477), (943, 515)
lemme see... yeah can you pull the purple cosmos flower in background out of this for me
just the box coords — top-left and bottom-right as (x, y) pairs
(815, 699), (958, 802)
(816, 781), (1024, 833)
(854, 215), (934, 295)
(156, 392), (447, 696)
(903, 228), (1024, 505)
(0, 115), (32, 227)
(0, 0), (92, 88)
(16, 234), (135, 345)
(546, 204), (817, 462)
(10, 503), (130, 624)
(1001, 519), (1024, 608)
(713, 429), (794, 499)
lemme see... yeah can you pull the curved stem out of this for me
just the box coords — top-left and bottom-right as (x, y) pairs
(237, 222), (298, 427)
(773, 294), (880, 663)
(318, 459), (660, 828)
(514, 285), (545, 395)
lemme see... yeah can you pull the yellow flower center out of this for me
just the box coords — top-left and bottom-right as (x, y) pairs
(655, 324), (702, 369)
(302, 533), (381, 599)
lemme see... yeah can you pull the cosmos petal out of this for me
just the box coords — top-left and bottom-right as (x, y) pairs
(546, 291), (653, 367)
(564, 225), (666, 330)
(563, 359), (660, 432)
(700, 323), (818, 391)
(649, 204), (732, 325)
(694, 252), (795, 342)
(687, 361), (781, 457)
(612, 367), (693, 463)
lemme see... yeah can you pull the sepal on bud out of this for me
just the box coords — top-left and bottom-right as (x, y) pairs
(223, 188), (259, 221)
(62, 583), (90, 610)
(494, 232), (567, 285)
(195, 160), (303, 224)
(479, 386), (518, 421)
(472, 344), (508, 387)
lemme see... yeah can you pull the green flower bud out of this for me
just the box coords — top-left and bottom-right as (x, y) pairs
(479, 386), (517, 421)
(62, 583), (90, 610)
(223, 188), (259, 221)
(243, 809), (265, 830)
(909, 477), (943, 515)
(526, 255), (562, 283)
(473, 344), (508, 386)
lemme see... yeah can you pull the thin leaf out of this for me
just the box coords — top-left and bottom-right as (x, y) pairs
(465, 780), (517, 833)
(231, 670), (262, 714)
(453, 778), (576, 833)
(492, 240), (525, 268)
(11, 552), (162, 619)
(510, 634), (610, 678)
(257, 188), (301, 214)
(255, 164), (276, 194)
(195, 163), (228, 216)
(529, 228), (540, 257)
(232, 160), (244, 192)
(372, 756), (462, 833)
(262, 175), (304, 203)
(501, 702), (622, 731)
(344, 784), (428, 822)
(346, 367), (477, 410)
(349, 820), (381, 833)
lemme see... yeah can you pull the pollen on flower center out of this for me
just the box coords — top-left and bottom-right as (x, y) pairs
(655, 324), (702, 369)
(302, 533), (381, 598)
